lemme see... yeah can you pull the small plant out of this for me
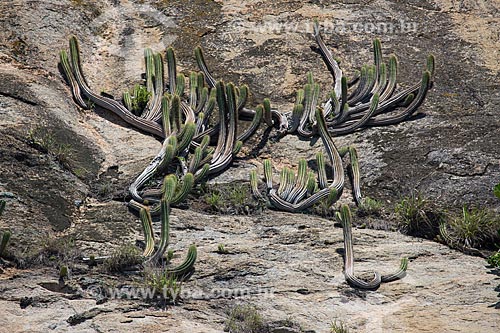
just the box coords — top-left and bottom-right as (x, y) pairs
(330, 319), (349, 333)
(27, 127), (56, 153)
(203, 183), (263, 215)
(84, 98), (95, 110)
(73, 167), (90, 178)
(487, 251), (500, 268)
(441, 206), (500, 250)
(166, 249), (174, 263)
(225, 305), (268, 333)
(229, 186), (247, 207)
(356, 197), (383, 217)
(102, 244), (143, 273)
(59, 265), (69, 280)
(204, 191), (222, 211)
(26, 127), (75, 169)
(53, 143), (75, 169)
(124, 84), (151, 115)
(395, 192), (441, 238)
(0, 230), (11, 258)
(0, 200), (5, 216)
(88, 255), (97, 267)
(23, 236), (81, 268)
(494, 183), (500, 199)
(95, 181), (113, 198)
(144, 264), (182, 303)
(217, 244), (229, 254)
(311, 194), (337, 218)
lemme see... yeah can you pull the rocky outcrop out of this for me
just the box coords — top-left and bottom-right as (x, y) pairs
(0, 0), (498, 332)
(1, 209), (499, 332)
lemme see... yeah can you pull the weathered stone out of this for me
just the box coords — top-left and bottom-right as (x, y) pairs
(0, 0), (499, 332)
(67, 307), (112, 326)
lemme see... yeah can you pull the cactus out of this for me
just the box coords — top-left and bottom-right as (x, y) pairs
(283, 21), (434, 137)
(60, 38), (271, 212)
(166, 245), (197, 280)
(253, 107), (366, 212)
(252, 105), (373, 216)
(250, 170), (263, 199)
(145, 198), (197, 280)
(336, 205), (381, 289)
(59, 21), (433, 286)
(139, 208), (155, 257)
(60, 36), (281, 225)
(59, 265), (69, 280)
(59, 49), (89, 109)
(336, 204), (407, 289)
(0, 230), (11, 258)
(0, 200), (5, 216)
(148, 199), (172, 264)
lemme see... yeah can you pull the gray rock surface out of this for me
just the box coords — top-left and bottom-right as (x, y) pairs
(1, 209), (499, 332)
(0, 0), (499, 332)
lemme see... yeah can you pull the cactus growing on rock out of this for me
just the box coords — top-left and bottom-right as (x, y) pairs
(59, 15), (434, 289)
(283, 20), (434, 137)
(336, 204), (408, 289)
(0, 230), (11, 258)
(251, 107), (366, 212)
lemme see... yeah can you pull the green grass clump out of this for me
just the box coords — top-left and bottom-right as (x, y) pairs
(217, 244), (229, 254)
(311, 196), (335, 218)
(59, 265), (69, 279)
(103, 244), (143, 272)
(356, 197), (383, 217)
(487, 251), (500, 268)
(23, 236), (81, 268)
(395, 192), (441, 238)
(143, 265), (182, 303)
(494, 183), (500, 199)
(26, 127), (75, 169)
(205, 191), (222, 211)
(330, 320), (349, 333)
(202, 183), (264, 215)
(442, 206), (500, 250)
(225, 305), (268, 333)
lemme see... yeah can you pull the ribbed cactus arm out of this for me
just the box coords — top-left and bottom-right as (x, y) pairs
(337, 205), (381, 289)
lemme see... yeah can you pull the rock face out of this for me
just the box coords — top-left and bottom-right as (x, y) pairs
(1, 210), (499, 332)
(0, 0), (499, 332)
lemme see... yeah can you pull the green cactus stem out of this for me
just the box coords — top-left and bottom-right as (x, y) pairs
(0, 230), (11, 258)
(336, 204), (407, 289)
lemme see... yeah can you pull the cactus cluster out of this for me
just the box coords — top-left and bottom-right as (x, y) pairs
(284, 21), (434, 137)
(59, 18), (435, 288)
(251, 108), (364, 212)
(60, 36), (284, 277)
(60, 33), (286, 277)
(250, 21), (435, 214)
(60, 38), (281, 207)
